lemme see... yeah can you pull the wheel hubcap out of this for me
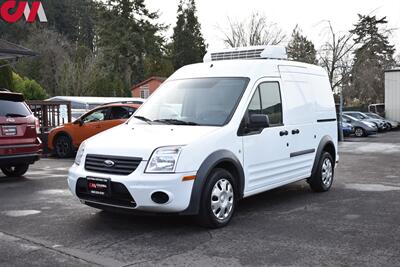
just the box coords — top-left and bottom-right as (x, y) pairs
(321, 158), (333, 187)
(355, 129), (363, 137)
(211, 179), (234, 220)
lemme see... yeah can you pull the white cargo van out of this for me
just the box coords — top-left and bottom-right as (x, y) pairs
(68, 46), (338, 228)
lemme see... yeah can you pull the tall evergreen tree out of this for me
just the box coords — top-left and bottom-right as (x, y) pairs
(171, 0), (206, 70)
(0, 62), (14, 90)
(287, 26), (317, 64)
(96, 0), (163, 96)
(350, 15), (396, 103)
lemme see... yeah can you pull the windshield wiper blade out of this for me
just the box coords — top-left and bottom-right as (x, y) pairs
(133, 115), (152, 124)
(153, 119), (199, 126)
(5, 113), (26, 118)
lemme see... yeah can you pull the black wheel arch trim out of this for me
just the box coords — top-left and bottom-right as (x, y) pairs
(311, 136), (336, 178)
(53, 131), (74, 147)
(180, 150), (245, 215)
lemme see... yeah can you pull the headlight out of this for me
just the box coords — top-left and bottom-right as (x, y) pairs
(146, 146), (182, 173)
(364, 122), (375, 128)
(75, 142), (86, 165)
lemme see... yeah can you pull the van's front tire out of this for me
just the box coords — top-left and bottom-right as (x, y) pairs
(196, 168), (236, 228)
(308, 152), (334, 192)
(1, 164), (29, 177)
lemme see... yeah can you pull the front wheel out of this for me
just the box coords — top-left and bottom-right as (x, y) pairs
(354, 127), (366, 137)
(196, 168), (236, 228)
(308, 152), (334, 192)
(1, 164), (29, 177)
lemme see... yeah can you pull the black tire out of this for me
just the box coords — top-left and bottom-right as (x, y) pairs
(1, 164), (29, 177)
(354, 127), (366, 137)
(308, 152), (334, 192)
(387, 124), (392, 131)
(196, 168), (237, 228)
(54, 135), (74, 158)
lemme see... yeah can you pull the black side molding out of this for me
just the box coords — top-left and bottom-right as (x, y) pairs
(290, 149), (315, 158)
(180, 150), (245, 216)
(317, 118), (337, 123)
(311, 136), (336, 178)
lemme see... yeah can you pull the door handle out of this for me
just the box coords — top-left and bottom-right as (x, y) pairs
(292, 129), (300, 135)
(279, 130), (289, 136)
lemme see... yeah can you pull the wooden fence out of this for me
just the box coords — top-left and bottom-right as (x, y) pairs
(27, 100), (72, 133)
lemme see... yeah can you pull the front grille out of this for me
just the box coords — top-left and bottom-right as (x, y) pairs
(85, 154), (142, 175)
(76, 178), (136, 208)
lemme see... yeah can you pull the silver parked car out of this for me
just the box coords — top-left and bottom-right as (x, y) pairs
(342, 114), (378, 137)
(365, 112), (398, 130)
(343, 111), (386, 131)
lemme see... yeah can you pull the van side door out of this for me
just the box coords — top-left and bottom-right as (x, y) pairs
(241, 80), (292, 195)
(279, 70), (317, 179)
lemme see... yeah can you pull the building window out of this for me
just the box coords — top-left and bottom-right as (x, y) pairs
(140, 85), (150, 99)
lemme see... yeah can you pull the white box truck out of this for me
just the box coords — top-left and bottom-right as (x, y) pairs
(385, 68), (400, 121)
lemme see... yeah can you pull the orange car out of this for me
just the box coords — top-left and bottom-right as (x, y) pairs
(48, 103), (141, 158)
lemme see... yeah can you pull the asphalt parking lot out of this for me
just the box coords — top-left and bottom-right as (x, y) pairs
(1, 132), (399, 267)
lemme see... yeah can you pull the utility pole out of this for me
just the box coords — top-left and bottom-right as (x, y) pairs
(338, 89), (344, 142)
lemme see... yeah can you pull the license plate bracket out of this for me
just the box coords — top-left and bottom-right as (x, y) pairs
(86, 177), (111, 197)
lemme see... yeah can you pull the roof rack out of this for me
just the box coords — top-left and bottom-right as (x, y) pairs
(203, 45), (288, 62)
(100, 100), (144, 106)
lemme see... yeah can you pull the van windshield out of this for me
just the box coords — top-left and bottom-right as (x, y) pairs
(133, 77), (249, 126)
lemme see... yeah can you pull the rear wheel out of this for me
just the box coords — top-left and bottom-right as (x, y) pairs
(54, 135), (74, 158)
(308, 152), (334, 192)
(354, 127), (366, 137)
(1, 164), (29, 177)
(196, 168), (236, 228)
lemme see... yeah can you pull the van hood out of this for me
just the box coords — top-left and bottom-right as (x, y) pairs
(84, 123), (219, 160)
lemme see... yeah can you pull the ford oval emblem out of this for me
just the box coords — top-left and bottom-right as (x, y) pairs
(6, 118), (15, 123)
(104, 160), (115, 168)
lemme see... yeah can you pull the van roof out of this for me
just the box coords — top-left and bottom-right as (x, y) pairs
(169, 59), (327, 81)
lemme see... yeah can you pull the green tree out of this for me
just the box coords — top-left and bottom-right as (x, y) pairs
(13, 73), (48, 100)
(287, 26), (317, 64)
(171, 0), (207, 70)
(350, 15), (396, 104)
(97, 0), (163, 95)
(0, 62), (14, 90)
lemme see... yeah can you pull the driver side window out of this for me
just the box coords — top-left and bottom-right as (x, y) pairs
(247, 82), (283, 126)
(82, 108), (108, 123)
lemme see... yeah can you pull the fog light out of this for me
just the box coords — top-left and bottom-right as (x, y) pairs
(151, 191), (169, 204)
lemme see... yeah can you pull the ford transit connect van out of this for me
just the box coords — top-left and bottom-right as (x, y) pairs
(68, 46), (338, 228)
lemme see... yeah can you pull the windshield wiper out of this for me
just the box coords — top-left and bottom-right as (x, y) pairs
(153, 119), (199, 126)
(5, 113), (26, 118)
(133, 115), (152, 124)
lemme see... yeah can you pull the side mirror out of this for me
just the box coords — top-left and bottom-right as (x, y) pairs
(248, 114), (270, 129)
(74, 119), (83, 126)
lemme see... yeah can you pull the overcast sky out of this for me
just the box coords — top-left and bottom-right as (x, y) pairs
(145, 0), (400, 54)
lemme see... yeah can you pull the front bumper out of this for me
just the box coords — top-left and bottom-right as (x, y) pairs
(68, 161), (195, 213)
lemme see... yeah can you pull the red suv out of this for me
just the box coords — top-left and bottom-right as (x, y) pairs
(0, 90), (42, 177)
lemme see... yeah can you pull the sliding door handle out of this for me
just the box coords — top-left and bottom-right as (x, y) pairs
(292, 129), (300, 135)
(279, 130), (289, 136)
